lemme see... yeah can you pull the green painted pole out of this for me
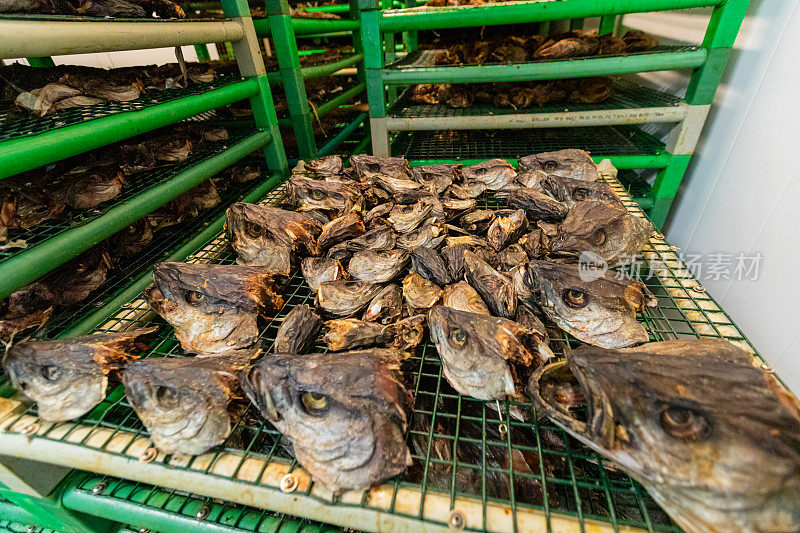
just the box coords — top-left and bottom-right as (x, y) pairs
(318, 112), (368, 156)
(59, 172), (284, 338)
(266, 53), (364, 83)
(193, 43), (212, 62)
(0, 79), (259, 179)
(598, 14), (617, 35)
(26, 56), (56, 67)
(0, 131), (271, 300)
(382, 48), (708, 84)
(252, 17), (360, 36)
(648, 153), (691, 228)
(1, 486), (114, 533)
(316, 82), (366, 117)
(405, 153), (671, 169)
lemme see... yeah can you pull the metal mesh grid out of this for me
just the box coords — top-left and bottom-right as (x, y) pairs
(0, 74), (244, 143)
(0, 523), (54, 533)
(0, 168), (777, 533)
(0, 128), (257, 264)
(392, 125), (665, 159)
(388, 78), (682, 118)
(388, 46), (701, 70)
(37, 172), (264, 339)
(67, 472), (347, 532)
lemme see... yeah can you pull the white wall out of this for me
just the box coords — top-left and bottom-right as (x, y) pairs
(633, 1), (800, 390)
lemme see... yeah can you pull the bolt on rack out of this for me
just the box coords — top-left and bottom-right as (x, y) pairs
(358, 0), (748, 227)
(0, 160), (788, 533)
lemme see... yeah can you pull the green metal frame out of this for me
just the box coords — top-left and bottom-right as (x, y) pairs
(358, 0), (749, 227)
(0, 483), (115, 533)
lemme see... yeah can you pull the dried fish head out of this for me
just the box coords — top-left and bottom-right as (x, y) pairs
(301, 256), (346, 293)
(403, 272), (442, 315)
(274, 304), (322, 354)
(388, 197), (435, 233)
(461, 159), (517, 191)
(362, 284), (403, 324)
(349, 249), (410, 283)
(411, 164), (457, 194)
(486, 209), (528, 252)
(518, 149), (599, 181)
(463, 250), (516, 318)
(317, 280), (383, 317)
(327, 227), (397, 261)
(410, 246), (452, 286)
(287, 175), (363, 217)
(350, 155), (420, 196)
(505, 189), (568, 223)
(441, 281), (490, 315)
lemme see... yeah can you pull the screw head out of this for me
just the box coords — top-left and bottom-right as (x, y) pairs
(280, 473), (298, 493)
(447, 509), (465, 530)
(18, 421), (39, 436)
(760, 362), (774, 373)
(195, 504), (211, 521)
(139, 447), (157, 463)
(91, 481), (107, 495)
(690, 283), (706, 293)
(27, 525), (37, 533)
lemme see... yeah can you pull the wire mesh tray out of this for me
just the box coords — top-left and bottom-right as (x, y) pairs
(0, 168), (775, 533)
(387, 46), (701, 70)
(392, 125), (665, 160)
(0, 74), (245, 144)
(388, 78), (682, 119)
(0, 128), (259, 264)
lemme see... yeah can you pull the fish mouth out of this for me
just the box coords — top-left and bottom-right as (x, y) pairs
(529, 358), (617, 453)
(241, 368), (281, 423)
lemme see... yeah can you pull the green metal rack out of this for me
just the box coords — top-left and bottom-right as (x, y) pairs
(0, 163), (786, 533)
(359, 0), (749, 227)
(253, 0), (368, 159)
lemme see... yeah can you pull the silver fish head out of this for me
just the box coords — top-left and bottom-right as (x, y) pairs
(240, 350), (413, 493)
(145, 263), (283, 354)
(522, 260), (657, 348)
(530, 339), (800, 533)
(349, 249), (410, 283)
(3, 328), (154, 421)
(461, 159), (517, 191)
(304, 155), (343, 177)
(350, 155), (420, 195)
(396, 219), (445, 250)
(123, 353), (251, 456)
(550, 201), (653, 266)
(518, 149), (599, 181)
(427, 305), (535, 400)
(300, 256), (346, 293)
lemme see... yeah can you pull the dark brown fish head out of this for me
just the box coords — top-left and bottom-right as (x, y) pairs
(459, 209), (495, 234)
(396, 219), (446, 250)
(549, 200), (653, 266)
(410, 246), (452, 286)
(461, 159), (517, 191)
(362, 283), (403, 324)
(327, 227), (397, 261)
(505, 188), (568, 223)
(486, 209), (529, 252)
(529, 339), (800, 533)
(349, 155), (420, 196)
(123, 352), (252, 455)
(411, 164), (457, 195)
(3, 328), (154, 421)
(145, 263), (283, 354)
(317, 280), (383, 317)
(287, 175), (363, 217)
(240, 350), (413, 493)
(224, 203), (322, 274)
(520, 260), (657, 348)
(427, 305), (534, 401)
(300, 256), (346, 293)
(59, 166), (126, 209)
(518, 149), (599, 181)
(559, 177), (622, 208)
(349, 249), (410, 283)
(463, 249), (516, 318)
(388, 197), (435, 233)
(273, 304), (322, 354)
(0, 283), (55, 340)
(303, 155), (343, 177)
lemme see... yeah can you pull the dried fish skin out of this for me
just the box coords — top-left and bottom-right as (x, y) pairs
(519, 260), (657, 349)
(388, 198), (435, 233)
(287, 175), (364, 217)
(411, 164), (457, 195)
(4, 328), (155, 421)
(402, 272), (442, 315)
(461, 159), (517, 191)
(410, 246), (452, 286)
(362, 283), (403, 324)
(497, 243), (529, 271)
(43, 246), (113, 307)
(396, 219), (446, 250)
(459, 209), (495, 234)
(463, 250), (516, 318)
(549, 200), (653, 266)
(350, 155), (421, 196)
(441, 281), (490, 315)
(518, 149), (599, 181)
(317, 210), (366, 251)
(317, 280), (383, 317)
(123, 351), (252, 456)
(274, 304), (322, 354)
(442, 197), (477, 221)
(0, 283), (54, 340)
(349, 249), (410, 283)
(323, 315), (424, 352)
(225, 203), (322, 275)
(303, 155), (344, 177)
(56, 166), (126, 210)
(428, 306), (540, 401)
(327, 227), (397, 261)
(364, 202), (394, 228)
(529, 339), (799, 533)
(240, 350), (413, 493)
(505, 189), (568, 223)
(145, 263), (283, 354)
(486, 209), (529, 252)
(301, 256), (346, 292)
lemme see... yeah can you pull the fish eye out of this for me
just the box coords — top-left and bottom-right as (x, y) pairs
(300, 391), (329, 416)
(474, 167), (487, 175)
(185, 291), (205, 306)
(40, 364), (61, 382)
(572, 188), (591, 200)
(448, 327), (468, 349)
(543, 160), (558, 171)
(659, 405), (707, 440)
(245, 222), (262, 239)
(310, 189), (325, 201)
(563, 289), (588, 309)
(156, 385), (180, 407)
(591, 229), (607, 246)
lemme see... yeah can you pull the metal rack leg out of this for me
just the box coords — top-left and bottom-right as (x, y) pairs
(194, 43), (212, 62)
(359, 0), (386, 156)
(598, 15), (616, 35)
(649, 154), (691, 229)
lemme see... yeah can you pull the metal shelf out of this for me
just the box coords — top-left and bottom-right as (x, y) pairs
(266, 53), (364, 84)
(0, 76), (258, 179)
(386, 78), (686, 130)
(383, 46), (706, 84)
(0, 169), (775, 533)
(0, 17), (245, 58)
(391, 125), (669, 167)
(61, 472), (346, 533)
(379, 0), (723, 32)
(253, 17), (360, 36)
(0, 128), (271, 300)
